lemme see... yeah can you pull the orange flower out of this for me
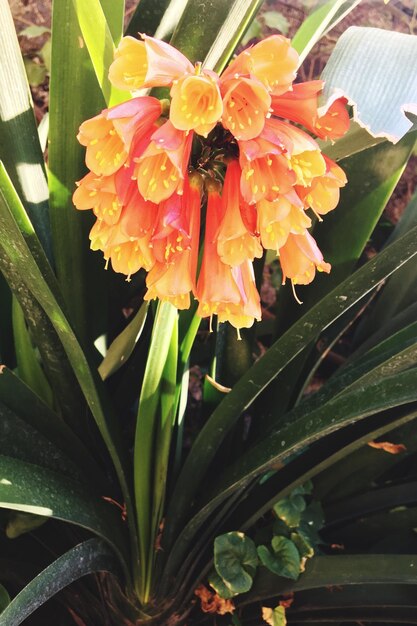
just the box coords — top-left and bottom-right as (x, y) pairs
(74, 32), (350, 326)
(271, 81), (350, 140)
(221, 36), (299, 96)
(73, 171), (123, 225)
(221, 77), (271, 141)
(216, 160), (263, 266)
(240, 151), (295, 204)
(196, 180), (243, 320)
(170, 69), (223, 137)
(109, 35), (193, 91)
(77, 97), (162, 176)
(144, 173), (202, 309)
(134, 121), (193, 203)
(196, 182), (261, 331)
(296, 155), (347, 217)
(279, 231), (331, 286)
(257, 190), (311, 252)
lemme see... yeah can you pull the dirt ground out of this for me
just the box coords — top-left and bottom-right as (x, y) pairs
(9, 0), (417, 220)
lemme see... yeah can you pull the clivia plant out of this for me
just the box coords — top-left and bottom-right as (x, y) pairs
(1, 0), (417, 624)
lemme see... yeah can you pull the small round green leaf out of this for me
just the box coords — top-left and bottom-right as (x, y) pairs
(214, 532), (259, 595)
(257, 536), (301, 581)
(273, 494), (306, 528)
(208, 570), (235, 600)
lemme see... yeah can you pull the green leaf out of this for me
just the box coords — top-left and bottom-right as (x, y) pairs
(292, 0), (361, 63)
(257, 536), (300, 581)
(71, 0), (126, 106)
(214, 532), (259, 595)
(273, 494), (306, 528)
(49, 0), (110, 343)
(0, 584), (10, 613)
(321, 26), (417, 142)
(0, 455), (128, 568)
(170, 0), (263, 73)
(125, 0), (173, 38)
(99, 302), (149, 380)
(262, 605), (286, 626)
(263, 11), (289, 34)
(165, 220), (417, 548)
(355, 191), (417, 341)
(0, 163), (136, 570)
(134, 301), (178, 601)
(12, 298), (53, 406)
(0, 366), (104, 486)
(0, 0), (51, 258)
(208, 570), (235, 600)
(291, 531), (314, 560)
(240, 18), (262, 46)
(23, 58), (47, 86)
(19, 25), (51, 37)
(320, 121), (386, 162)
(243, 555), (417, 604)
(6, 511), (46, 539)
(0, 539), (120, 626)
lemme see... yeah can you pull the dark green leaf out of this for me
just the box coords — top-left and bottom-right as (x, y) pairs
(242, 555), (417, 604)
(165, 220), (417, 548)
(125, 0), (172, 38)
(0, 539), (121, 626)
(0, 454), (128, 568)
(0, 584), (10, 613)
(257, 536), (300, 581)
(170, 0), (263, 73)
(214, 532), (258, 595)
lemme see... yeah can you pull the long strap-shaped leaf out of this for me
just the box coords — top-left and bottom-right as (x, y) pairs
(292, 0), (362, 63)
(0, 455), (127, 569)
(0, 0), (52, 259)
(170, 0), (263, 69)
(241, 554), (417, 605)
(164, 221), (417, 548)
(0, 163), (138, 573)
(71, 0), (126, 106)
(0, 539), (121, 626)
(162, 370), (417, 588)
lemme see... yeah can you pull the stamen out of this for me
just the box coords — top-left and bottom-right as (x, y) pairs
(291, 281), (303, 305)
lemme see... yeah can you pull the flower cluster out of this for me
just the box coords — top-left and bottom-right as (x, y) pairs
(74, 34), (349, 329)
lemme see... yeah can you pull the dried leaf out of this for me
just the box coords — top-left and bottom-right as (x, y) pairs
(194, 585), (235, 615)
(368, 441), (407, 454)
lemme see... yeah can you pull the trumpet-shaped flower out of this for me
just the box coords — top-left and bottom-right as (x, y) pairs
(216, 160), (263, 266)
(77, 97), (162, 177)
(296, 155), (347, 216)
(73, 172), (123, 225)
(144, 173), (202, 308)
(257, 191), (311, 252)
(279, 231), (331, 286)
(109, 35), (193, 91)
(271, 81), (350, 140)
(134, 121), (193, 203)
(75, 31), (349, 328)
(170, 70), (223, 136)
(221, 36), (299, 95)
(221, 77), (271, 141)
